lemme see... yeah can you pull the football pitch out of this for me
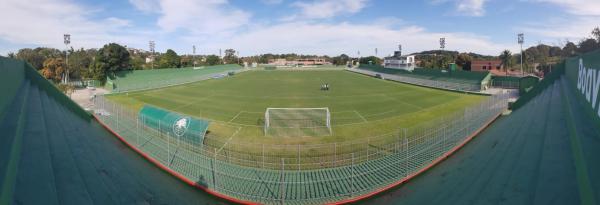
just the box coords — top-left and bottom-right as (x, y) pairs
(107, 70), (486, 147)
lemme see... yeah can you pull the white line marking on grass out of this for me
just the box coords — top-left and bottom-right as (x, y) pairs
(216, 126), (242, 154)
(382, 94), (424, 110)
(354, 110), (368, 122)
(228, 111), (244, 122)
(170, 94), (214, 111)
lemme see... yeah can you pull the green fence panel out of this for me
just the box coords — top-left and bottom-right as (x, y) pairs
(512, 62), (565, 110)
(139, 105), (209, 145)
(564, 49), (600, 127)
(111, 64), (242, 92)
(24, 63), (91, 120)
(519, 76), (540, 93)
(0, 57), (25, 119)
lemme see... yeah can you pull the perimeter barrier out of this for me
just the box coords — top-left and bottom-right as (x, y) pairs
(347, 68), (483, 92)
(108, 64), (244, 93)
(93, 91), (508, 204)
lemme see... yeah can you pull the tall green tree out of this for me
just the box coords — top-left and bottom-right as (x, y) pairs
(90, 43), (130, 82)
(205, 55), (221, 66)
(562, 41), (578, 57)
(223, 49), (237, 64)
(67, 48), (95, 79)
(592, 27), (600, 43)
(159, 49), (180, 68)
(16, 48), (46, 70)
(499, 50), (512, 74)
(578, 38), (599, 54)
(455, 53), (472, 70)
(359, 56), (382, 65)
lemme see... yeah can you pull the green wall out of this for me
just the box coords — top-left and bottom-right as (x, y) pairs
(564, 49), (600, 127)
(0, 57), (25, 119)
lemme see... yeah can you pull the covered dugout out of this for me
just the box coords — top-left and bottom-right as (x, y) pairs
(139, 105), (209, 146)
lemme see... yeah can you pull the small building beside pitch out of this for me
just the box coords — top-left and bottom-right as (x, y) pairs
(384, 45), (416, 71)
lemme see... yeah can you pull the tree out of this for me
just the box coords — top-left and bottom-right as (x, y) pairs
(41, 58), (66, 83)
(223, 49), (237, 64)
(578, 38), (599, 54)
(7, 52), (15, 58)
(455, 53), (472, 70)
(499, 50), (512, 74)
(592, 27), (600, 43)
(359, 56), (381, 65)
(205, 55), (221, 66)
(159, 49), (180, 68)
(90, 43), (130, 82)
(16, 48), (46, 70)
(67, 48), (94, 79)
(562, 41), (577, 57)
(332, 54), (350, 66)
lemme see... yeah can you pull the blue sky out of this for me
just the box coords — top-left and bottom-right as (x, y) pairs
(0, 0), (599, 56)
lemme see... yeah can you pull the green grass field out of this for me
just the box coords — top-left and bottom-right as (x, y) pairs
(107, 70), (486, 148)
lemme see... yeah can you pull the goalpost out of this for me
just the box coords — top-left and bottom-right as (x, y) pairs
(264, 108), (332, 137)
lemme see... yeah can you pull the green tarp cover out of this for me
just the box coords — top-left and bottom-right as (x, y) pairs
(139, 105), (209, 145)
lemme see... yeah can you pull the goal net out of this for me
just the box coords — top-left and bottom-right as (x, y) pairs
(264, 108), (332, 137)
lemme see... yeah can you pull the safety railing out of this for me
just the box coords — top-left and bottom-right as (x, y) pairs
(347, 68), (482, 92)
(92, 92), (508, 204)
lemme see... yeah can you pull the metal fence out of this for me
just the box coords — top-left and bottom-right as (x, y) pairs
(490, 79), (520, 89)
(92, 92), (508, 204)
(347, 68), (483, 92)
(110, 68), (247, 93)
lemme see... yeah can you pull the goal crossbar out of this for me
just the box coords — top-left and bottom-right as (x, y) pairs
(264, 107), (332, 136)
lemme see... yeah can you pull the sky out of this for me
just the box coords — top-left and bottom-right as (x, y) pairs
(0, 0), (599, 57)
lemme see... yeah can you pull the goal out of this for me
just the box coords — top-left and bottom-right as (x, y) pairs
(264, 108), (332, 137)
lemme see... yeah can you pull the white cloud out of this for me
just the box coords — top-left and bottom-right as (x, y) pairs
(129, 0), (251, 35)
(198, 21), (513, 56)
(535, 0), (600, 16)
(0, 0), (144, 53)
(129, 0), (160, 13)
(429, 0), (487, 17)
(518, 16), (600, 41)
(288, 0), (368, 20)
(456, 0), (487, 16)
(518, 0), (600, 42)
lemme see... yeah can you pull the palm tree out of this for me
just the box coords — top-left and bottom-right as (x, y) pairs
(499, 50), (512, 75)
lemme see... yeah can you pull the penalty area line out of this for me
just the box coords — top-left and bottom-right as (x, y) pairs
(228, 111), (244, 123)
(216, 126), (242, 154)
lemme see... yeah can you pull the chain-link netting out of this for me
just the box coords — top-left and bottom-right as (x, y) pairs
(93, 91), (508, 204)
(348, 68), (483, 92)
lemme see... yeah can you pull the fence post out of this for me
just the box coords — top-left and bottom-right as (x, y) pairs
(351, 153), (355, 197)
(280, 158), (285, 205)
(213, 147), (217, 189)
(136, 115), (140, 146)
(116, 103), (119, 131)
(297, 144), (300, 171)
(334, 143), (337, 167)
(262, 144), (265, 169)
(367, 138), (370, 160)
(404, 128), (408, 177)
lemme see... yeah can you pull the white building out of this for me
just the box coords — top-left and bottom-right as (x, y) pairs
(384, 45), (415, 71)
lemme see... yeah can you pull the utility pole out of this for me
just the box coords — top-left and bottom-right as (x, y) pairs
(149, 41), (155, 69)
(64, 34), (70, 84)
(518, 33), (524, 76)
(440, 37), (446, 69)
(193, 45), (196, 68)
